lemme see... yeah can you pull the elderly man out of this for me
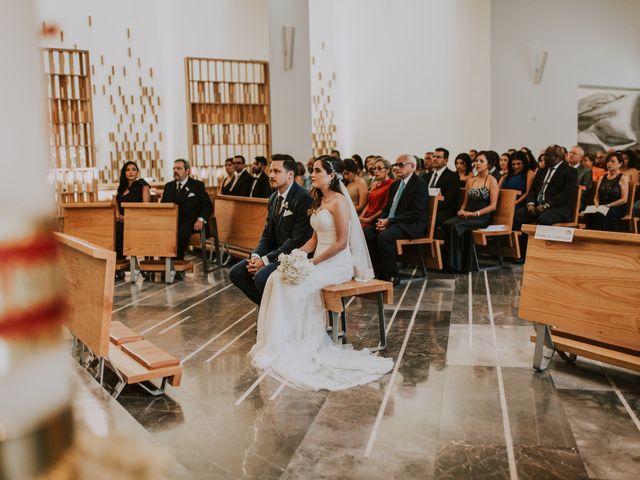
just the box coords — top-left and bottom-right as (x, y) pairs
(567, 145), (594, 208)
(364, 154), (429, 284)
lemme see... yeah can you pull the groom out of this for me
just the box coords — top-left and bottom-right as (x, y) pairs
(229, 154), (313, 304)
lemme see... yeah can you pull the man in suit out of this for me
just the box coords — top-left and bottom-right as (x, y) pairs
(514, 144), (578, 229)
(161, 159), (213, 260)
(249, 156), (272, 198)
(364, 154), (429, 285)
(229, 154), (313, 305)
(228, 155), (252, 196)
(567, 145), (594, 208)
(421, 147), (460, 225)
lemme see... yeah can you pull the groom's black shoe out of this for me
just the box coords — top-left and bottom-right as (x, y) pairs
(386, 276), (401, 287)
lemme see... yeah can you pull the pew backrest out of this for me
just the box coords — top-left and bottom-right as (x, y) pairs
(122, 203), (178, 257)
(214, 194), (268, 255)
(61, 202), (116, 250)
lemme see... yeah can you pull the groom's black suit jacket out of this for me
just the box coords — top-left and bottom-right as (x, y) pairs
(254, 181), (313, 263)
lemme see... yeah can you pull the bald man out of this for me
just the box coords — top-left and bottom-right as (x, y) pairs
(567, 145), (593, 209)
(364, 154), (429, 284)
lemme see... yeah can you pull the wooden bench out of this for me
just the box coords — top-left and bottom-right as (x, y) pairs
(61, 202), (129, 272)
(518, 225), (640, 373)
(122, 203), (193, 283)
(55, 232), (182, 398)
(620, 181), (639, 234)
(555, 185), (586, 229)
(322, 279), (393, 351)
(395, 194), (444, 275)
(471, 189), (518, 270)
(212, 194), (269, 262)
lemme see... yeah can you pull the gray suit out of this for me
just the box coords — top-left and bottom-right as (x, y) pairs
(574, 164), (593, 209)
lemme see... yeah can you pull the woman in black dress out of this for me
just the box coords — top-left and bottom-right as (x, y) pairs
(115, 161), (150, 259)
(587, 151), (629, 231)
(443, 152), (499, 272)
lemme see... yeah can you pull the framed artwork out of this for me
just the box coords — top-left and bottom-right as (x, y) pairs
(577, 85), (640, 155)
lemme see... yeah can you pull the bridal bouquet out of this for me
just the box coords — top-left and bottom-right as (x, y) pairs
(277, 249), (312, 285)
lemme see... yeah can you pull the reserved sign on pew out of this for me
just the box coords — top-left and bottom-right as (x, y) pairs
(534, 225), (575, 243)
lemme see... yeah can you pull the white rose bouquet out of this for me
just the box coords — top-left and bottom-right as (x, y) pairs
(277, 249), (313, 285)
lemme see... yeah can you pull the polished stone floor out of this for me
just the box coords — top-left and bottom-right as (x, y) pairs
(79, 257), (640, 479)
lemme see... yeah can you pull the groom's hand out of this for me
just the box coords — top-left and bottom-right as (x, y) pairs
(376, 218), (390, 231)
(247, 257), (265, 275)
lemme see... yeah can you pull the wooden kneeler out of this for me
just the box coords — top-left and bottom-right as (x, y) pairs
(322, 279), (393, 351)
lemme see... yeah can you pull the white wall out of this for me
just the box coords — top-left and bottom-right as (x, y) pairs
(309, 0), (492, 163)
(490, 0), (640, 155)
(267, 0), (313, 163)
(35, 0), (269, 181)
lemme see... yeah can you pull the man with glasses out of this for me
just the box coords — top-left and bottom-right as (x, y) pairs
(422, 147), (459, 226)
(364, 154), (429, 285)
(229, 155), (252, 196)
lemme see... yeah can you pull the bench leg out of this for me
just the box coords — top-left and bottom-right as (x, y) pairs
(340, 298), (347, 344)
(533, 323), (555, 371)
(329, 311), (339, 344)
(200, 230), (208, 273)
(129, 256), (140, 283)
(418, 244), (427, 277)
(165, 257), (176, 284)
(370, 291), (387, 352)
(138, 377), (168, 396)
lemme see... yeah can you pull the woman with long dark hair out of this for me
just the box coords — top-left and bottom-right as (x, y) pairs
(454, 153), (473, 187)
(115, 161), (150, 258)
(499, 151), (535, 207)
(343, 158), (368, 214)
(586, 151), (629, 231)
(250, 155), (392, 391)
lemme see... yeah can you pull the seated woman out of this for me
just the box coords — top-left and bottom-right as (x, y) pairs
(498, 152), (511, 179)
(499, 151), (535, 208)
(581, 153), (606, 182)
(343, 158), (368, 214)
(454, 153), (474, 187)
(585, 151), (629, 231)
(220, 157), (235, 194)
(443, 152), (499, 272)
(520, 146), (538, 173)
(621, 149), (640, 184)
(115, 161), (151, 259)
(294, 161), (307, 187)
(359, 158), (393, 228)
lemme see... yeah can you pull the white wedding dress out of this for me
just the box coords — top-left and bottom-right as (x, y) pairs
(250, 208), (394, 391)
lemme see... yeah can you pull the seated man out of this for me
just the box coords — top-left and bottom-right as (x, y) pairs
(514, 144), (577, 237)
(364, 154), (429, 285)
(421, 147), (460, 225)
(249, 156), (272, 198)
(229, 155), (253, 196)
(161, 159), (213, 260)
(566, 145), (594, 208)
(229, 154), (313, 305)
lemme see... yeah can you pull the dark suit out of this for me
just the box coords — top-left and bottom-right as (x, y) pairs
(220, 176), (234, 195)
(229, 169), (252, 197)
(575, 163), (594, 209)
(161, 177), (213, 259)
(364, 173), (429, 277)
(249, 172), (272, 198)
(514, 161), (577, 229)
(229, 181), (313, 304)
(422, 168), (460, 225)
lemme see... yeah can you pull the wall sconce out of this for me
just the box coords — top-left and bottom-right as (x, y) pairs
(283, 26), (295, 71)
(534, 50), (548, 85)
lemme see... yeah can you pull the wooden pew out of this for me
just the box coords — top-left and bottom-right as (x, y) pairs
(555, 185), (586, 228)
(61, 202), (129, 272)
(471, 189), (518, 270)
(322, 279), (393, 351)
(518, 225), (640, 372)
(213, 194), (269, 260)
(55, 232), (182, 398)
(122, 203), (192, 283)
(395, 194), (444, 275)
(620, 181), (638, 234)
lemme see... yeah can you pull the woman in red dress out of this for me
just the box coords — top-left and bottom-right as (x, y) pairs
(359, 158), (394, 228)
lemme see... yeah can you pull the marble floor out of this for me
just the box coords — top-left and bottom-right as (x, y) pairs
(79, 257), (640, 479)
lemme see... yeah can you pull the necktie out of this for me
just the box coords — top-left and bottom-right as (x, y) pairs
(388, 181), (405, 218)
(274, 194), (284, 220)
(250, 177), (258, 197)
(429, 172), (438, 188)
(175, 182), (182, 202)
(230, 173), (239, 191)
(537, 168), (553, 204)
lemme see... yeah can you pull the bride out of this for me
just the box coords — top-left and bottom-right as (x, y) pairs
(250, 156), (394, 391)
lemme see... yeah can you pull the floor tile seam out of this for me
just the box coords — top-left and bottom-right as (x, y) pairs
(600, 364), (640, 434)
(364, 279), (428, 457)
(483, 271), (518, 480)
(112, 282), (180, 313)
